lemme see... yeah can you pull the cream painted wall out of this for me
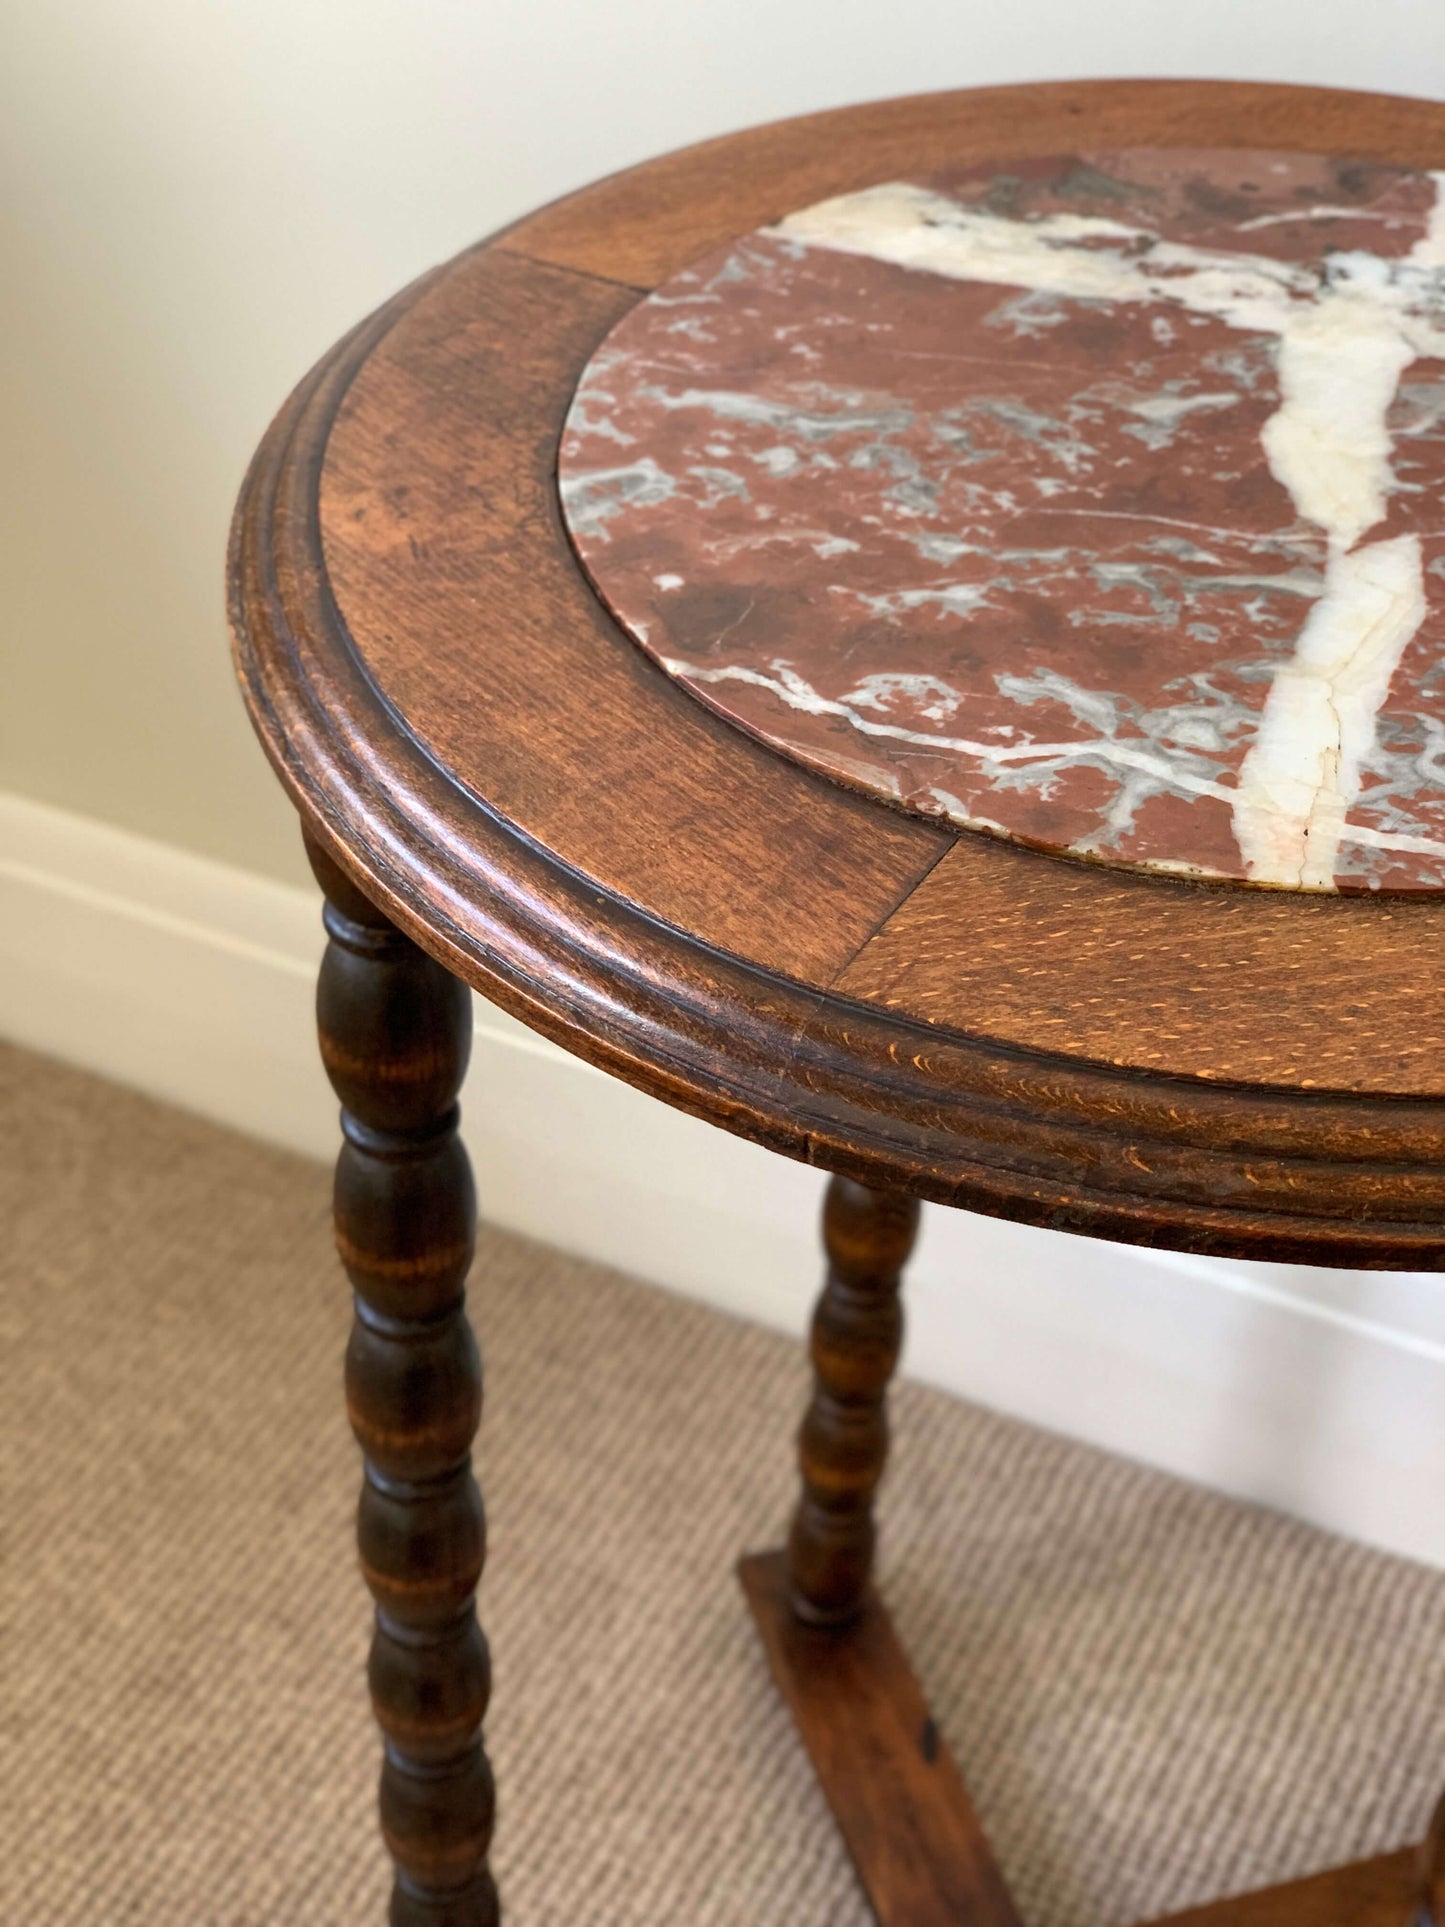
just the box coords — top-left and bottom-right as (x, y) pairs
(1, 3), (1441, 884)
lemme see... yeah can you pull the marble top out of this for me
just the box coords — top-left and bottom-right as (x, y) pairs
(559, 148), (1445, 893)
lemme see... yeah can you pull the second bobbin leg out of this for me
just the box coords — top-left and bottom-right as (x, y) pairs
(739, 1178), (1018, 1926)
(787, 1174), (921, 1628)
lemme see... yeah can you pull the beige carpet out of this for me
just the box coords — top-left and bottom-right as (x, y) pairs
(4, 1038), (1445, 1925)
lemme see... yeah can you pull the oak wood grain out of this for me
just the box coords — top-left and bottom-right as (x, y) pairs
(1133, 1846), (1418, 1927)
(320, 246), (949, 987)
(835, 833), (1445, 1098)
(740, 1550), (1023, 1927)
(498, 80), (1445, 289)
(228, 80), (1445, 1266)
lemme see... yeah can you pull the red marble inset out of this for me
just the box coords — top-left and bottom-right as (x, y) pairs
(559, 148), (1445, 892)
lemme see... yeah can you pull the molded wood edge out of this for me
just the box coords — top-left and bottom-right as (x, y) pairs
(5, 790), (1445, 1567)
(224, 208), (1445, 1264)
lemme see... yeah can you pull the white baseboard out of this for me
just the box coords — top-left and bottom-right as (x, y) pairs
(4, 788), (1444, 1569)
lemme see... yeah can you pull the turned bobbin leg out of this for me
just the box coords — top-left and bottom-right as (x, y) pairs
(740, 1181), (1019, 1924)
(306, 833), (498, 1927)
(787, 1174), (920, 1627)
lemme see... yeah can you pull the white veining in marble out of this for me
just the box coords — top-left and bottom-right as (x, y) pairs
(775, 177), (1445, 884)
(1233, 536), (1428, 884)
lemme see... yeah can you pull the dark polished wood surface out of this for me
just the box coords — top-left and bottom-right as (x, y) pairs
(308, 837), (497, 1925)
(788, 1177), (918, 1628)
(1137, 1847), (1419, 1927)
(740, 1551), (1023, 1927)
(230, 80), (1445, 1267)
(227, 78), (1445, 1927)
(499, 81), (1445, 288)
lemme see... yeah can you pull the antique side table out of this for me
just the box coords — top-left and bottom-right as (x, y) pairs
(228, 79), (1445, 1927)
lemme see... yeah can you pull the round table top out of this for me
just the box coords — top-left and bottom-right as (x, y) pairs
(228, 79), (1445, 1268)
